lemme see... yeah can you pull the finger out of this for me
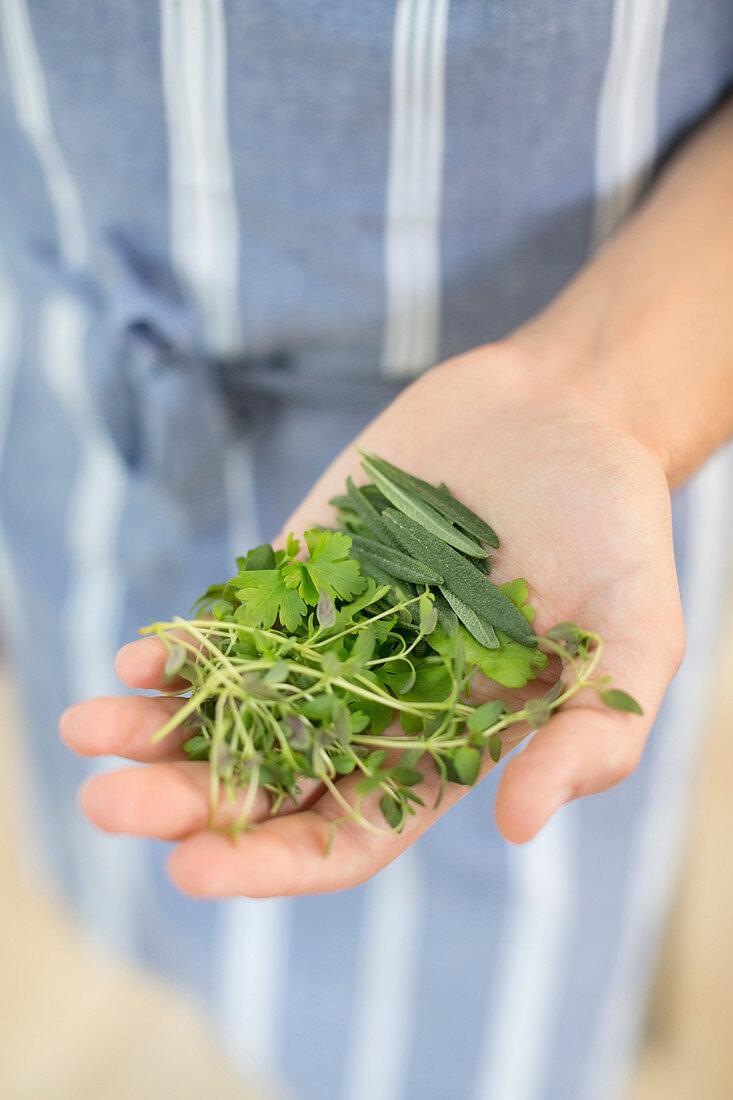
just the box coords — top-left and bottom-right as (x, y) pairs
(495, 605), (684, 843)
(80, 761), (325, 841)
(494, 698), (649, 844)
(60, 695), (190, 762)
(166, 751), (483, 897)
(115, 633), (197, 692)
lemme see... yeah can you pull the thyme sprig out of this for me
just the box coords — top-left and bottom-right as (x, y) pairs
(144, 609), (620, 838)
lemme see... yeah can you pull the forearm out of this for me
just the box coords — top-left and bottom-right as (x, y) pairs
(511, 96), (733, 487)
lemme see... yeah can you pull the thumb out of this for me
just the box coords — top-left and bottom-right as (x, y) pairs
(494, 706), (641, 842)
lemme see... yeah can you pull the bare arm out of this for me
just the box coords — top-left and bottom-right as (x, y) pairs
(512, 96), (733, 487)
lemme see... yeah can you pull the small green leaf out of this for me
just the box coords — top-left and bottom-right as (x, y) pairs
(380, 794), (404, 829)
(523, 699), (552, 727)
(321, 651), (341, 677)
(285, 533), (300, 558)
(542, 679), (564, 705)
(600, 689), (643, 715)
(430, 624), (547, 688)
(317, 589), (337, 628)
(390, 764), (424, 787)
(357, 774), (386, 796)
(546, 621), (582, 643)
(381, 658), (417, 695)
(183, 733), (210, 761)
(331, 754), (356, 775)
(244, 543), (277, 571)
(487, 734), (502, 763)
(450, 745), (482, 785)
(467, 699), (507, 734)
(263, 660), (290, 684)
(348, 709), (370, 733)
(349, 624), (377, 668)
(164, 642), (187, 679)
(240, 673), (281, 700)
(332, 699), (351, 745)
(418, 590), (439, 636)
(301, 695), (336, 722)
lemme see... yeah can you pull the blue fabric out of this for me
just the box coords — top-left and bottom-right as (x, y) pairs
(0, 3), (731, 1099)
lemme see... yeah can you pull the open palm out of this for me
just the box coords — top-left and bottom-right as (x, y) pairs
(61, 345), (684, 897)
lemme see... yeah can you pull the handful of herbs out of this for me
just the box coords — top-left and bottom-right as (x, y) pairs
(145, 452), (642, 841)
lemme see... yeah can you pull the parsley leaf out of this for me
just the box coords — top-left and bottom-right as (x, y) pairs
(231, 529), (367, 633)
(299, 529), (367, 603)
(233, 569), (308, 633)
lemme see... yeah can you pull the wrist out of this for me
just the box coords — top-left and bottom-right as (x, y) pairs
(503, 310), (677, 484)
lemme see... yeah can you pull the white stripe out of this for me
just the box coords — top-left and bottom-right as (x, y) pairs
(224, 433), (260, 559)
(39, 294), (128, 702)
(471, 807), (577, 1100)
(382, 0), (415, 371)
(1, 1), (138, 953)
(0, 0), (87, 268)
(344, 850), (424, 1100)
(161, 0), (288, 1075)
(161, 0), (242, 354)
(410, 0), (448, 371)
(382, 0), (449, 378)
(213, 440), (291, 1084)
(581, 449), (733, 1100)
(39, 292), (141, 953)
(215, 896), (291, 1082)
(592, 0), (671, 248)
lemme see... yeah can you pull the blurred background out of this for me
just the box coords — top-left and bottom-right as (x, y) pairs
(1, 591), (731, 1100)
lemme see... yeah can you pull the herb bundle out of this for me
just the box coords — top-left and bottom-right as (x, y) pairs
(145, 452), (642, 842)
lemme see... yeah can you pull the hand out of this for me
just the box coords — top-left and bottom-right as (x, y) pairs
(61, 343), (684, 897)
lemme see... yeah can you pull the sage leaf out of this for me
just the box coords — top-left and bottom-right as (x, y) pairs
(349, 534), (444, 585)
(361, 457), (490, 559)
(361, 451), (499, 548)
(440, 587), (500, 649)
(344, 477), (401, 548)
(382, 509), (536, 646)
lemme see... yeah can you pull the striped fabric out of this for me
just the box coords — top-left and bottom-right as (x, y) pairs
(0, 3), (731, 1099)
